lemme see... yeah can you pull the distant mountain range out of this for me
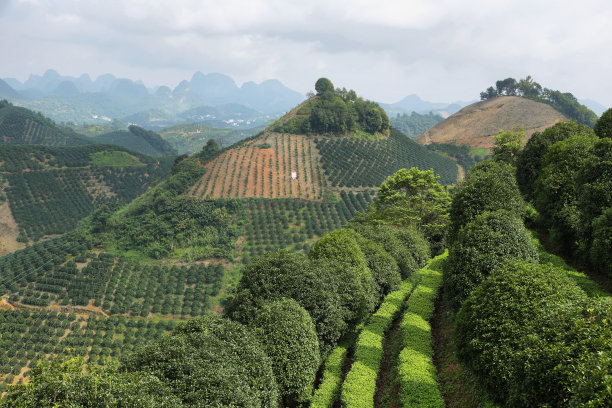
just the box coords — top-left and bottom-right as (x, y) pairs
(1, 70), (305, 129)
(2, 70), (607, 130)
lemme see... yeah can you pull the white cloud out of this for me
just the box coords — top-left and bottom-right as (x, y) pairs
(0, 0), (611, 106)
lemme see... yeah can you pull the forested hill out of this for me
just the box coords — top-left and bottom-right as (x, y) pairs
(0, 100), (89, 146)
(88, 125), (178, 157)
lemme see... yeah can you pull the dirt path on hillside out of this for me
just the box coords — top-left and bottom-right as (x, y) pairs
(0, 197), (25, 256)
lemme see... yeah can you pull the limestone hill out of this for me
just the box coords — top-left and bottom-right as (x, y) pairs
(415, 96), (568, 149)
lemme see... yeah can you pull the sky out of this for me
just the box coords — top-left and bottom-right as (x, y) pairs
(1, 0), (611, 106)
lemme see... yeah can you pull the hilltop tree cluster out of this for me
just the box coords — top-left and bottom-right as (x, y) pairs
(479, 76), (598, 126)
(276, 78), (390, 136)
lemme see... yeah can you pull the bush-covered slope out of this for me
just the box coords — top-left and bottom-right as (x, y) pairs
(90, 125), (177, 157)
(0, 144), (173, 242)
(0, 100), (89, 146)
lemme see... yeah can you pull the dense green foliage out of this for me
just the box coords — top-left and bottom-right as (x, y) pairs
(443, 210), (538, 309)
(398, 255), (445, 408)
(97, 156), (242, 260)
(254, 299), (320, 407)
(348, 222), (430, 278)
(594, 107), (612, 138)
(448, 159), (525, 244)
(373, 167), (451, 252)
(455, 261), (611, 406)
(316, 128), (458, 186)
(123, 315), (279, 408)
(0, 357), (182, 408)
(515, 121), (595, 199)
(390, 111), (444, 139)
(0, 100), (88, 146)
(479, 76), (598, 126)
(309, 229), (376, 320)
(276, 79), (389, 136)
(310, 326), (361, 408)
(0, 144), (172, 241)
(90, 150), (144, 166)
(352, 233), (401, 303)
(225, 250), (346, 356)
(340, 280), (414, 408)
(0, 234), (226, 314)
(90, 125), (177, 157)
(533, 135), (598, 255)
(425, 142), (482, 172)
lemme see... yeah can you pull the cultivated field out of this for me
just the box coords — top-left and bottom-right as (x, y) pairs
(188, 132), (326, 200)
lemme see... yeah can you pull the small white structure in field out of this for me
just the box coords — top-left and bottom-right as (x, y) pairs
(291, 172), (297, 180)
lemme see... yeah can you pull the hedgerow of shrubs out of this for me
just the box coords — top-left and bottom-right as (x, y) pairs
(443, 210), (538, 309)
(448, 159), (525, 244)
(454, 261), (591, 405)
(253, 299), (320, 407)
(352, 233), (402, 304)
(123, 315), (279, 408)
(348, 222), (429, 278)
(397, 255), (445, 408)
(340, 280), (414, 408)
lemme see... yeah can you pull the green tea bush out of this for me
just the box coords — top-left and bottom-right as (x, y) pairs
(253, 299), (320, 407)
(0, 357), (182, 408)
(309, 229), (376, 318)
(516, 121), (594, 200)
(448, 160), (524, 244)
(348, 223), (429, 278)
(352, 232), (401, 303)
(340, 280), (414, 408)
(443, 210), (538, 309)
(225, 250), (346, 356)
(397, 255), (445, 408)
(123, 315), (278, 408)
(455, 261), (588, 404)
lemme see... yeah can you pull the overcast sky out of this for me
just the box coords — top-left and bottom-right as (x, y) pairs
(1, 0), (611, 106)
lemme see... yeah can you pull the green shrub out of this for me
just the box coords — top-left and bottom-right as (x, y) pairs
(455, 261), (588, 404)
(310, 229), (376, 319)
(352, 232), (402, 303)
(0, 357), (182, 408)
(594, 108), (612, 138)
(398, 254), (445, 408)
(507, 299), (612, 407)
(590, 207), (612, 278)
(123, 315), (278, 408)
(310, 326), (362, 408)
(443, 210), (538, 309)
(225, 250), (346, 356)
(340, 280), (414, 408)
(348, 223), (429, 278)
(516, 121), (594, 199)
(533, 135), (598, 255)
(254, 299), (320, 407)
(448, 160), (524, 244)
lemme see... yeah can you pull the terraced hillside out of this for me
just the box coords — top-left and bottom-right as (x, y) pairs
(188, 128), (457, 200)
(0, 144), (173, 242)
(0, 100), (88, 146)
